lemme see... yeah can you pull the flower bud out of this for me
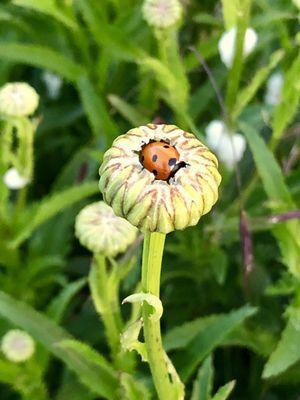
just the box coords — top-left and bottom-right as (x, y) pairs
(1, 330), (35, 363)
(99, 124), (221, 234)
(75, 201), (138, 257)
(265, 72), (284, 106)
(0, 82), (39, 117)
(143, 0), (182, 28)
(3, 167), (30, 190)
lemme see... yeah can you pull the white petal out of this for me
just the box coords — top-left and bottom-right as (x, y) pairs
(215, 133), (246, 169)
(265, 72), (284, 106)
(218, 27), (258, 68)
(3, 168), (29, 190)
(205, 120), (227, 150)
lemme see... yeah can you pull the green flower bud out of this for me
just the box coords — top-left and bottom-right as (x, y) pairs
(99, 124), (221, 234)
(143, 0), (182, 28)
(1, 330), (35, 363)
(75, 201), (138, 257)
(0, 82), (39, 117)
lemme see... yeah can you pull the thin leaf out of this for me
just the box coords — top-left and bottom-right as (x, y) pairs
(241, 123), (300, 277)
(212, 381), (235, 400)
(108, 94), (148, 126)
(11, 181), (99, 247)
(233, 50), (284, 119)
(263, 316), (300, 378)
(272, 51), (300, 140)
(176, 305), (256, 381)
(76, 74), (118, 139)
(0, 43), (83, 81)
(191, 356), (214, 400)
(47, 278), (87, 323)
(13, 0), (77, 29)
(0, 291), (118, 399)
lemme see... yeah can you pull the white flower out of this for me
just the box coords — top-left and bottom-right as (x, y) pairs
(1, 330), (35, 363)
(42, 71), (63, 100)
(218, 27), (258, 68)
(3, 167), (29, 190)
(143, 0), (182, 28)
(205, 120), (246, 169)
(265, 72), (284, 106)
(0, 82), (39, 117)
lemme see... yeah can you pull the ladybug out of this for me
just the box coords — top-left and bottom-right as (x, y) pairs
(140, 141), (181, 181)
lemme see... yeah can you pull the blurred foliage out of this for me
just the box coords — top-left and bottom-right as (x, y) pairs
(0, 0), (299, 399)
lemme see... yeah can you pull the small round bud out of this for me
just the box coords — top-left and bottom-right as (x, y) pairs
(42, 71), (63, 100)
(3, 167), (29, 190)
(143, 0), (182, 28)
(218, 27), (258, 68)
(75, 201), (138, 257)
(99, 124), (221, 234)
(1, 330), (35, 363)
(0, 82), (39, 117)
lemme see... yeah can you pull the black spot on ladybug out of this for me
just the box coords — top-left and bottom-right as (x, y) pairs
(168, 158), (177, 166)
(152, 169), (158, 176)
(152, 154), (158, 162)
(141, 155), (145, 162)
(163, 145), (169, 148)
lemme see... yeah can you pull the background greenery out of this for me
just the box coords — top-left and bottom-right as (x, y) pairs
(0, 0), (299, 399)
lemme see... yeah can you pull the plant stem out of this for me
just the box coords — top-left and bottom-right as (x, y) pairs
(141, 232), (180, 400)
(90, 255), (122, 360)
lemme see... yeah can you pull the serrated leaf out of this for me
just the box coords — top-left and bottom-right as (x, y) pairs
(11, 181), (99, 247)
(263, 316), (300, 379)
(0, 291), (118, 399)
(212, 381), (235, 400)
(0, 43), (83, 81)
(175, 305), (256, 381)
(233, 50), (284, 119)
(241, 123), (300, 277)
(191, 356), (214, 400)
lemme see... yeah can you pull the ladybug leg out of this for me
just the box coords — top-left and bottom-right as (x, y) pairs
(167, 161), (188, 183)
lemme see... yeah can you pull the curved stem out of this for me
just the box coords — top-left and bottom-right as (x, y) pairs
(142, 232), (182, 400)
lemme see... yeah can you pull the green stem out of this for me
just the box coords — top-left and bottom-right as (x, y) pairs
(90, 255), (122, 360)
(142, 232), (181, 400)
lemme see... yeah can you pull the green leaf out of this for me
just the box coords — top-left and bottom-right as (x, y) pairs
(122, 292), (163, 322)
(120, 373), (151, 400)
(175, 305), (256, 381)
(191, 356), (214, 400)
(76, 74), (118, 139)
(11, 181), (99, 247)
(272, 51), (300, 140)
(13, 0), (77, 29)
(47, 278), (87, 323)
(212, 381), (235, 400)
(233, 50), (284, 119)
(108, 95), (148, 126)
(57, 340), (118, 399)
(263, 315), (300, 379)
(0, 43), (83, 81)
(241, 123), (300, 277)
(0, 291), (118, 399)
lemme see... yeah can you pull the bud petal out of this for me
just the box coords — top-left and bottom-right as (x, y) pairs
(99, 124), (221, 234)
